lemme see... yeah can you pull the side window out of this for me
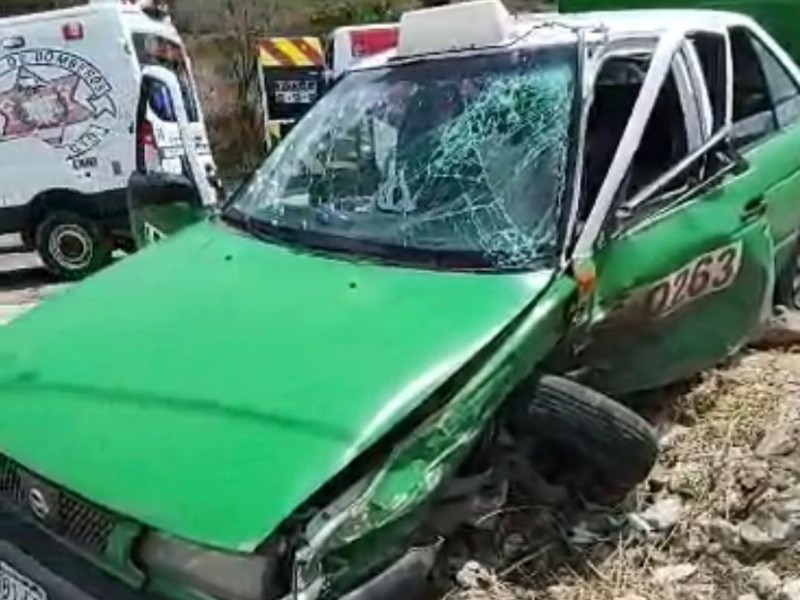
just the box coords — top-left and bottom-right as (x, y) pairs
(581, 53), (696, 225)
(580, 54), (650, 221)
(622, 63), (690, 202)
(690, 32), (727, 132)
(750, 35), (800, 128)
(730, 27), (778, 147)
(147, 79), (177, 123)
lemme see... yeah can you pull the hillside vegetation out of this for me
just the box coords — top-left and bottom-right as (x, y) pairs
(0, 0), (548, 175)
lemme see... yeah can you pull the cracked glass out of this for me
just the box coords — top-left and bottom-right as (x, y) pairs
(230, 44), (578, 271)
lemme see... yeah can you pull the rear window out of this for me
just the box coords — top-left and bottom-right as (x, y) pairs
(133, 33), (199, 123)
(146, 78), (177, 123)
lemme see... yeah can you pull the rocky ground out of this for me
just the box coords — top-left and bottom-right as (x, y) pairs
(439, 320), (800, 600)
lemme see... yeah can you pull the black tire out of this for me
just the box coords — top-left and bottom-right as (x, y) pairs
(20, 228), (35, 251)
(776, 235), (800, 310)
(35, 212), (112, 281)
(508, 375), (659, 504)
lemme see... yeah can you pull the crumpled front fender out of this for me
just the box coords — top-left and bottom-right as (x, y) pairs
(296, 275), (577, 598)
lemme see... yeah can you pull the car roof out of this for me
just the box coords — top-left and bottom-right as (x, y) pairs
(351, 7), (756, 72)
(520, 8), (753, 36)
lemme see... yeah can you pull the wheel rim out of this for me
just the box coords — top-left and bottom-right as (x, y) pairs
(48, 224), (93, 271)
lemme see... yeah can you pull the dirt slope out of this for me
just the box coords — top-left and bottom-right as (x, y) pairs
(438, 349), (800, 600)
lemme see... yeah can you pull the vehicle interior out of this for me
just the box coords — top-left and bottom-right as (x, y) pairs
(580, 53), (690, 223)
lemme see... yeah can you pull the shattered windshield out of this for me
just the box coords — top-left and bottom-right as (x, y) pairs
(229, 44), (578, 271)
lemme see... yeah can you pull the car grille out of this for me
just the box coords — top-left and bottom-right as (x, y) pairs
(0, 455), (116, 554)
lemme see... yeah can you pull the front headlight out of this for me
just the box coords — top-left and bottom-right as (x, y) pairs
(138, 532), (283, 600)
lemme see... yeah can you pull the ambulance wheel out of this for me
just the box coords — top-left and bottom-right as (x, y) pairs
(36, 212), (112, 280)
(507, 376), (659, 504)
(20, 228), (35, 251)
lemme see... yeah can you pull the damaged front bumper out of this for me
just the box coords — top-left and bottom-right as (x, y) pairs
(288, 543), (441, 600)
(0, 504), (440, 600)
(336, 543), (439, 600)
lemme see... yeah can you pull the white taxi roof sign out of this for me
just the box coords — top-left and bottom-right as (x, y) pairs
(397, 0), (513, 58)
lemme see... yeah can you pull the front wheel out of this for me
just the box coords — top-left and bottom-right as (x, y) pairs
(506, 375), (659, 504)
(776, 235), (800, 310)
(36, 212), (112, 280)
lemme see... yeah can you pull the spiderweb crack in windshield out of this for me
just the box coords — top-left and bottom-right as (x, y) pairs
(391, 69), (572, 268)
(239, 59), (574, 270)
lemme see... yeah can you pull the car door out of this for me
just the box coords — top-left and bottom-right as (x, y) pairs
(568, 31), (774, 396)
(726, 25), (800, 291)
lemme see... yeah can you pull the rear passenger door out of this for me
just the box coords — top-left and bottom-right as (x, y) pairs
(727, 25), (800, 274)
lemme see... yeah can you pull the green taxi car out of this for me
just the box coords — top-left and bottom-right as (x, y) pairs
(2, 2), (800, 600)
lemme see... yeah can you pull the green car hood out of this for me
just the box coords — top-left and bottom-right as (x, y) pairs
(0, 222), (552, 551)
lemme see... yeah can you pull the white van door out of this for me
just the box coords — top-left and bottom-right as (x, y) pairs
(131, 32), (215, 175)
(129, 67), (215, 249)
(140, 66), (215, 205)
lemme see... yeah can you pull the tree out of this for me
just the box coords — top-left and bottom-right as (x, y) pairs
(1, 0), (172, 18)
(309, 0), (402, 32)
(0, 0), (76, 17)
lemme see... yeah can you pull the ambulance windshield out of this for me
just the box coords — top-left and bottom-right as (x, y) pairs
(133, 33), (200, 123)
(229, 44), (578, 271)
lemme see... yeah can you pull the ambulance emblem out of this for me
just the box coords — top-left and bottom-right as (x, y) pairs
(0, 49), (117, 158)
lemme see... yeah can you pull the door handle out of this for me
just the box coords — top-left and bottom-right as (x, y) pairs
(741, 195), (767, 222)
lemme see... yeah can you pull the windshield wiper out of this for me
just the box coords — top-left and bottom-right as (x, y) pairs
(218, 209), (552, 271)
(218, 207), (261, 237)
(220, 209), (500, 269)
(219, 208), (369, 259)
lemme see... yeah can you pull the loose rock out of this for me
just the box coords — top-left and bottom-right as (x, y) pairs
(704, 517), (742, 552)
(756, 424), (799, 458)
(661, 425), (691, 450)
(741, 520), (790, 554)
(546, 585), (574, 600)
(738, 460), (771, 491)
(749, 565), (782, 598)
(741, 491), (800, 555)
(782, 580), (800, 600)
(455, 561), (494, 589)
(638, 496), (684, 532)
(678, 583), (715, 600)
(647, 464), (671, 491)
(653, 563), (698, 584)
(752, 309), (800, 350)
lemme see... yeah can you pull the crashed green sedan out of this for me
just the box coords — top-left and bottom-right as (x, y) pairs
(3, 1), (800, 600)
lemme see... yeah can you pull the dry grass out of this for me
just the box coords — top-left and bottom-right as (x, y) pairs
(445, 350), (800, 600)
(546, 352), (799, 599)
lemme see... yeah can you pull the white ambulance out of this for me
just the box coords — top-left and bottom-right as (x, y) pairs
(0, 0), (215, 279)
